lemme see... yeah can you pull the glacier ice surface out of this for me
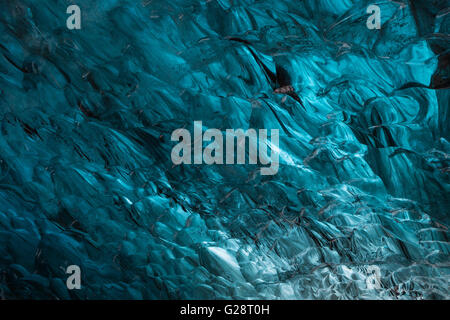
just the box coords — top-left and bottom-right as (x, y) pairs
(0, 0), (449, 299)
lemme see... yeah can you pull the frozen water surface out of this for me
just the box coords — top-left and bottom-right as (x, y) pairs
(0, 0), (448, 299)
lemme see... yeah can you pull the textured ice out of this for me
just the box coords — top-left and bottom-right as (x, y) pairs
(0, 0), (449, 299)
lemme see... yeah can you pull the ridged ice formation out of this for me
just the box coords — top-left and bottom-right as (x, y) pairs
(0, 0), (448, 299)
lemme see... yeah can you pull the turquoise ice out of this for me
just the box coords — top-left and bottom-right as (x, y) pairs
(0, 0), (448, 299)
